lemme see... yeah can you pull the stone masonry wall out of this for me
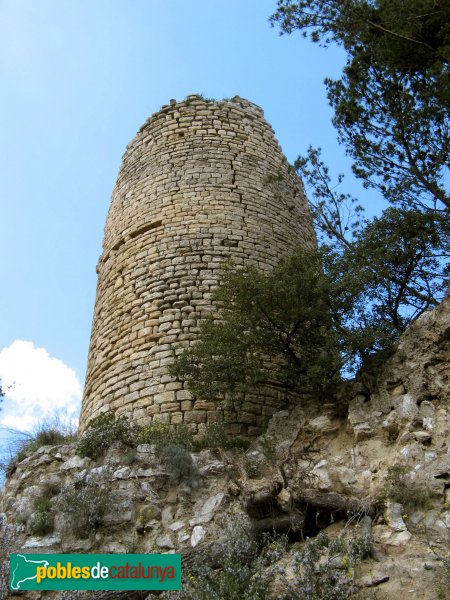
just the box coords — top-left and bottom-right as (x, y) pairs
(80, 95), (316, 434)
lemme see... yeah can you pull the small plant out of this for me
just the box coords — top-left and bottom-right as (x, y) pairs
(264, 170), (284, 184)
(122, 448), (138, 465)
(279, 531), (373, 600)
(435, 557), (450, 600)
(28, 482), (60, 536)
(172, 524), (283, 600)
(56, 473), (112, 538)
(29, 509), (53, 536)
(77, 412), (136, 459)
(136, 422), (195, 451)
(243, 453), (266, 479)
(257, 434), (276, 461)
(383, 464), (432, 511)
(193, 422), (229, 450)
(158, 443), (197, 484)
(193, 422), (251, 452)
(183, 94), (215, 106)
(2, 420), (76, 475)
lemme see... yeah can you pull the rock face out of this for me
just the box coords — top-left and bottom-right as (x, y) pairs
(1, 296), (449, 599)
(80, 95), (315, 435)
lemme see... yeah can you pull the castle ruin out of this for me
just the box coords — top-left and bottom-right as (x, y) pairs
(79, 95), (315, 435)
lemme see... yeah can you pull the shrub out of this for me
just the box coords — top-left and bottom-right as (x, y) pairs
(279, 531), (372, 600)
(172, 524), (283, 600)
(28, 482), (60, 536)
(56, 473), (112, 538)
(193, 422), (251, 452)
(2, 421), (76, 475)
(77, 412), (135, 459)
(383, 464), (432, 510)
(435, 558), (450, 600)
(155, 528), (372, 600)
(29, 509), (53, 536)
(136, 422), (195, 452)
(193, 422), (229, 450)
(160, 443), (197, 484)
(135, 424), (197, 483)
(170, 248), (341, 404)
(243, 453), (266, 479)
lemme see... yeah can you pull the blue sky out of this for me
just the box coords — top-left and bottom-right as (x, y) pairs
(0, 0), (380, 437)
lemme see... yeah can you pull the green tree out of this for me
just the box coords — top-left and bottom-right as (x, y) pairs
(297, 145), (448, 366)
(271, 0), (450, 212)
(323, 207), (449, 370)
(171, 248), (341, 401)
(271, 0), (449, 365)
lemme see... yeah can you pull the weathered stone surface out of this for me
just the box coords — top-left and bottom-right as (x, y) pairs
(155, 534), (174, 549)
(198, 460), (225, 476)
(412, 431), (432, 442)
(374, 526), (412, 546)
(60, 456), (91, 470)
(312, 460), (332, 492)
(190, 525), (205, 547)
(189, 492), (225, 526)
(22, 535), (61, 549)
(385, 502), (407, 532)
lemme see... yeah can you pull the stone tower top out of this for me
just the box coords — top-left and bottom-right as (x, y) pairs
(80, 95), (315, 434)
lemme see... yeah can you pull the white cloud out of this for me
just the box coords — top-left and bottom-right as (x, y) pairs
(0, 340), (82, 433)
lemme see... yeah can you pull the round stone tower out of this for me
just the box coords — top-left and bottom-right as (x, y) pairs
(80, 95), (316, 434)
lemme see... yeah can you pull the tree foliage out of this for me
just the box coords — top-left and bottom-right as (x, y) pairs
(171, 248), (342, 400)
(297, 147), (449, 354)
(271, 0), (450, 212)
(271, 0), (449, 362)
(324, 207), (449, 369)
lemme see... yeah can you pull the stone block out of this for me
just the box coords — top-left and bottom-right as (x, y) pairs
(184, 410), (207, 424)
(154, 391), (176, 404)
(170, 412), (184, 424)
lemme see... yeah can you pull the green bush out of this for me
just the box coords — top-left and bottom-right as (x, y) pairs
(161, 443), (197, 484)
(154, 528), (372, 600)
(435, 558), (450, 600)
(29, 482), (60, 536)
(29, 509), (53, 536)
(56, 473), (112, 538)
(280, 531), (372, 600)
(77, 415), (249, 475)
(77, 412), (136, 459)
(136, 422), (195, 452)
(383, 464), (432, 510)
(2, 422), (76, 475)
(170, 248), (341, 404)
(173, 525), (283, 600)
(193, 422), (250, 452)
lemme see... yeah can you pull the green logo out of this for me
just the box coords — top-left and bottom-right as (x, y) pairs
(10, 554), (182, 591)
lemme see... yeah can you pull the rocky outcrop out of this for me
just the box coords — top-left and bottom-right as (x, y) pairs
(1, 299), (449, 599)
